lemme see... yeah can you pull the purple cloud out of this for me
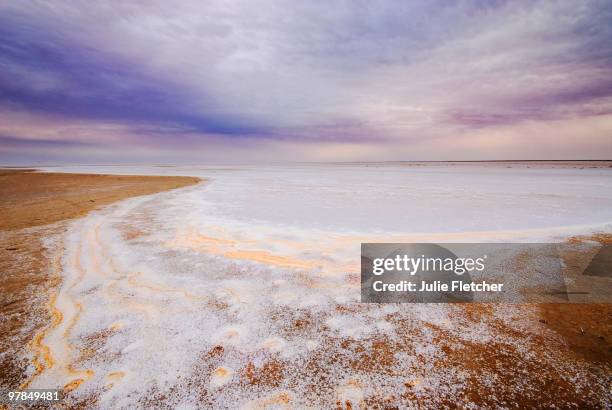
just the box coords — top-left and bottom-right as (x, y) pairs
(0, 0), (610, 163)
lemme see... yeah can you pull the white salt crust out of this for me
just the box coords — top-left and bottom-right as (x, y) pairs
(27, 165), (612, 408)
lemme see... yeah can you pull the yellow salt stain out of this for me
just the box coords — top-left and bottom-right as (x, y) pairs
(28, 293), (64, 379)
(99, 240), (169, 319)
(261, 337), (286, 353)
(63, 378), (86, 393)
(191, 233), (236, 245)
(65, 361), (95, 382)
(246, 391), (293, 409)
(103, 371), (126, 389)
(57, 299), (94, 388)
(214, 327), (244, 347)
(69, 240), (87, 289)
(106, 371), (126, 382)
(336, 378), (364, 405)
(21, 260), (64, 388)
(405, 378), (421, 388)
(212, 368), (230, 377)
(347, 378), (362, 388)
(63, 300), (84, 339)
(29, 331), (54, 376)
(49, 294), (64, 326)
(188, 225), (257, 245)
(164, 227), (240, 254)
(95, 223), (123, 277)
(88, 223), (103, 277)
(210, 367), (234, 387)
(109, 321), (125, 331)
(223, 329), (240, 340)
(55, 244), (94, 389)
(105, 280), (119, 293)
(23, 224), (110, 391)
(224, 249), (315, 269)
(262, 392), (292, 407)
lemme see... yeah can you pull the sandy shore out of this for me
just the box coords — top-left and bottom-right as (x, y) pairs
(0, 170), (200, 389)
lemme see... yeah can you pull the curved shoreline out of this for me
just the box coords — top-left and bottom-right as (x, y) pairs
(0, 169), (201, 389)
(39, 200), (612, 407)
(1, 168), (610, 407)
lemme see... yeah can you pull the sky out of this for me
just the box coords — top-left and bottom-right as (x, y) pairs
(0, 0), (611, 164)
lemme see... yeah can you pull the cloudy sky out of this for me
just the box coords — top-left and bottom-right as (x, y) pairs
(1, 0), (611, 164)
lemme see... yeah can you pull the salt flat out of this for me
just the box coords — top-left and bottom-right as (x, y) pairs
(28, 163), (612, 408)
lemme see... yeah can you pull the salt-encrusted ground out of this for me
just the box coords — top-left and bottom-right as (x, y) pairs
(26, 164), (612, 408)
